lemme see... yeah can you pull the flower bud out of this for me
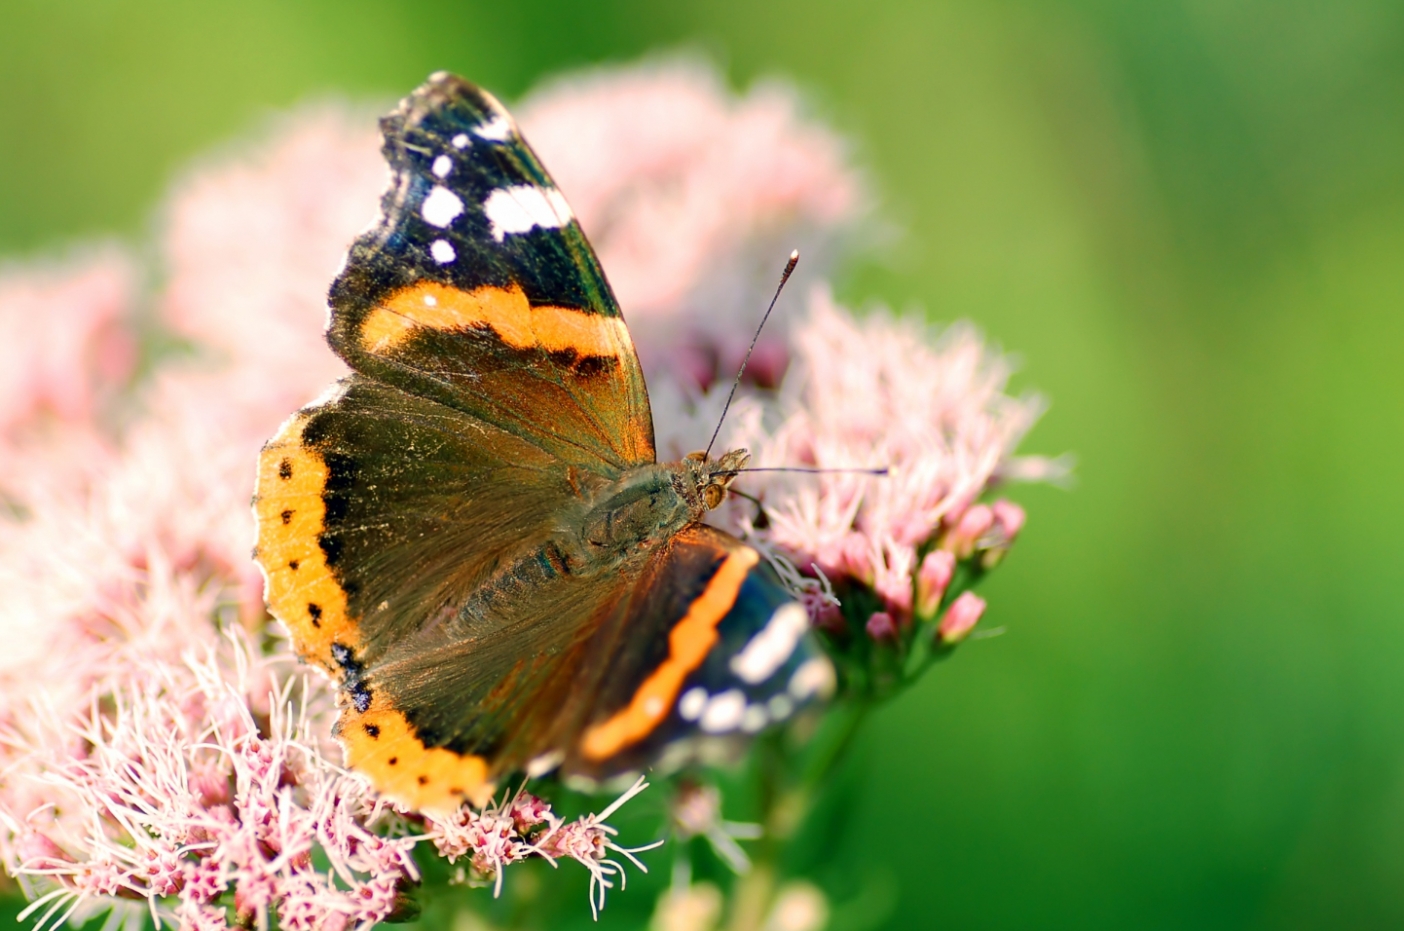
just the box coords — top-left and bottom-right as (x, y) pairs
(873, 573), (913, 620)
(948, 504), (993, 558)
(937, 592), (986, 644)
(991, 499), (1025, 540)
(865, 611), (898, 642)
(980, 499), (1026, 568)
(804, 594), (845, 634)
(915, 549), (956, 618)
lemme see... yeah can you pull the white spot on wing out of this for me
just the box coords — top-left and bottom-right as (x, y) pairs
(767, 695), (794, 720)
(421, 185), (464, 228)
(679, 687), (707, 722)
(451, 133), (470, 148)
(788, 658), (836, 701)
(432, 154), (453, 178)
(430, 239), (456, 264)
(423, 293), (437, 306)
(526, 750), (563, 777)
(741, 705), (768, 733)
(473, 112), (513, 141)
(699, 690), (746, 733)
(644, 696), (664, 717)
(730, 603), (809, 684)
(483, 185), (573, 241)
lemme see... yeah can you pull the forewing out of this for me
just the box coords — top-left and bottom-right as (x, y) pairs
(327, 72), (653, 473)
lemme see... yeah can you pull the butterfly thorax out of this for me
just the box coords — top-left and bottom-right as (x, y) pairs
(568, 448), (750, 567)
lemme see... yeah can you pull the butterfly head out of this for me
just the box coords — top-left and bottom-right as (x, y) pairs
(684, 448), (751, 511)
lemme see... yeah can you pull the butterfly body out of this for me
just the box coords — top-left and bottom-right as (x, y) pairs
(252, 73), (832, 812)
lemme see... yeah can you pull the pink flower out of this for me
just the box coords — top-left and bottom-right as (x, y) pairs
(650, 287), (1050, 636)
(669, 782), (762, 874)
(0, 247), (136, 436)
(938, 592), (987, 644)
(422, 780), (657, 904)
(533, 777), (662, 920)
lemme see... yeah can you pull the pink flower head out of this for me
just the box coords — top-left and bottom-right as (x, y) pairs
(938, 592), (987, 644)
(660, 287), (1050, 638)
(991, 499), (1026, 540)
(670, 782), (762, 874)
(421, 778), (655, 908)
(0, 248), (136, 437)
(533, 777), (662, 920)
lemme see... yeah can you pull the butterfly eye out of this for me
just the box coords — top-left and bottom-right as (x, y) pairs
(703, 484), (726, 510)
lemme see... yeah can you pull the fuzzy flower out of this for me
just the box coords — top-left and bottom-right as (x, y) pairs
(647, 286), (1055, 640)
(532, 778), (662, 920)
(745, 289), (1048, 605)
(4, 632), (415, 931)
(419, 777), (658, 913)
(0, 247), (136, 437)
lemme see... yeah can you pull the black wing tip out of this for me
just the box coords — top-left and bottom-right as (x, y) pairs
(384, 71), (501, 133)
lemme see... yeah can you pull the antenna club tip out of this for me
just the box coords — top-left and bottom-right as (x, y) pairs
(789, 249), (799, 260)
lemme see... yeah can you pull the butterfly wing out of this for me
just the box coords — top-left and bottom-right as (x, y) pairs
(327, 72), (653, 472)
(256, 74), (829, 814)
(331, 522), (833, 810)
(564, 524), (836, 783)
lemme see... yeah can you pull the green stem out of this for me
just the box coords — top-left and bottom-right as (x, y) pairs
(726, 702), (871, 931)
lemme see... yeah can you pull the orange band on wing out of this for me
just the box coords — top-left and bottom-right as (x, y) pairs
(253, 412), (360, 671)
(359, 281), (631, 358)
(340, 695), (494, 813)
(580, 547), (760, 761)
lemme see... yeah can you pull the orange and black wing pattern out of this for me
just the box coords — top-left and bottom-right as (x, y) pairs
(327, 72), (653, 473)
(255, 375), (598, 809)
(254, 74), (831, 813)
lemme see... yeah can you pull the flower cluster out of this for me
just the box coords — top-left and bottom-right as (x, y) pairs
(7, 636), (416, 931)
(0, 56), (1050, 929)
(645, 287), (1058, 697)
(424, 778), (659, 918)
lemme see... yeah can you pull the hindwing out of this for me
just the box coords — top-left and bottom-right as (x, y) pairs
(327, 522), (832, 810)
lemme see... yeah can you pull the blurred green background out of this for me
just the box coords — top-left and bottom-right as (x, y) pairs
(4, 0), (1404, 928)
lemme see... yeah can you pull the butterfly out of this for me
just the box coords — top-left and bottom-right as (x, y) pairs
(252, 72), (834, 812)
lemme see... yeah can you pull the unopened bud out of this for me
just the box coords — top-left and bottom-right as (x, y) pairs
(865, 611), (898, 642)
(948, 504), (993, 558)
(915, 549), (956, 617)
(980, 500), (1027, 568)
(937, 592), (986, 644)
(991, 499), (1025, 540)
(808, 597), (845, 634)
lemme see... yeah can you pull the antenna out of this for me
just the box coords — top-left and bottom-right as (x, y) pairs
(718, 467), (890, 477)
(702, 250), (800, 461)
